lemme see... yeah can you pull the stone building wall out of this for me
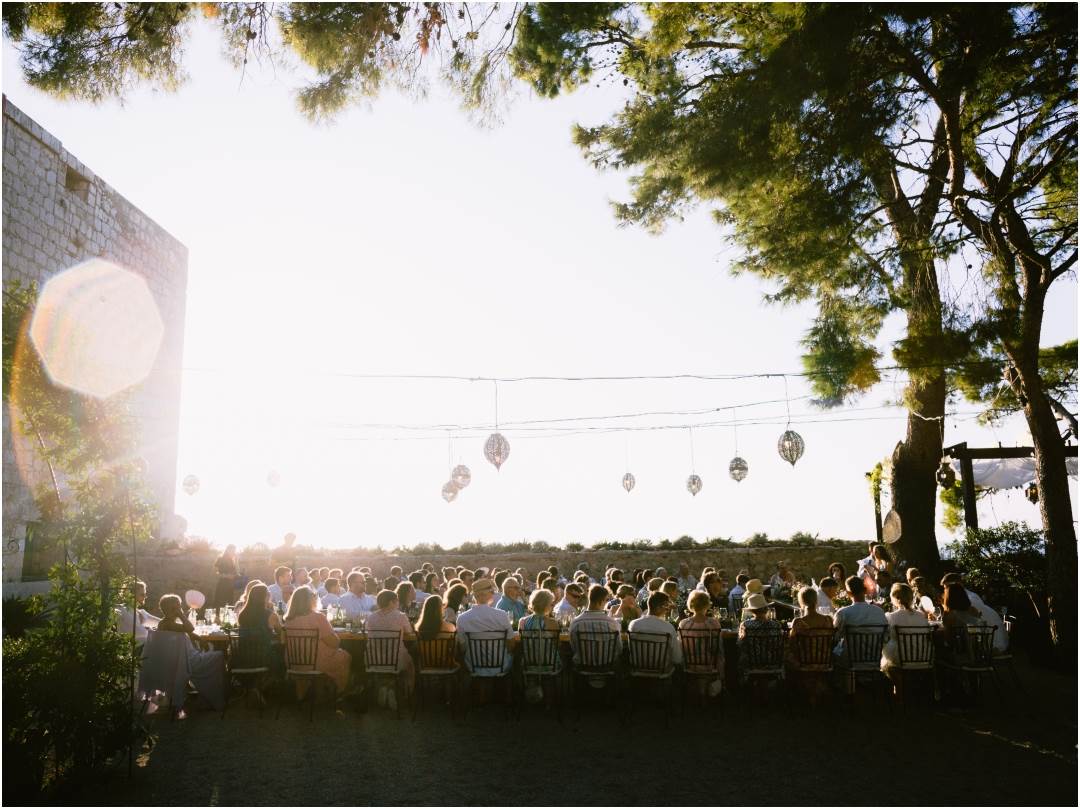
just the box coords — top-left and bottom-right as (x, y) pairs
(2, 96), (188, 586)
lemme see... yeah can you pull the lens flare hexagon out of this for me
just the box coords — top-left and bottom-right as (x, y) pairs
(28, 258), (165, 399)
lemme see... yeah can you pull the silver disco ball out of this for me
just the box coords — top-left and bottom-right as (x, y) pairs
(729, 457), (748, 482)
(441, 481), (460, 503)
(452, 464), (472, 489)
(686, 474), (703, 496)
(777, 430), (805, 466)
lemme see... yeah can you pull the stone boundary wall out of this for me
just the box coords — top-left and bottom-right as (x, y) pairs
(1, 96), (188, 585)
(133, 543), (869, 602)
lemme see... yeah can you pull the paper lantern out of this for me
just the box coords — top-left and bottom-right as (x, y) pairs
(777, 430), (805, 466)
(184, 590), (206, 609)
(182, 474), (200, 496)
(729, 457), (748, 482)
(484, 432), (510, 470)
(686, 474), (703, 496)
(622, 472), (635, 493)
(452, 464), (472, 488)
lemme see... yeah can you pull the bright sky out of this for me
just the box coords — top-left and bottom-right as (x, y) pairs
(3, 21), (1076, 550)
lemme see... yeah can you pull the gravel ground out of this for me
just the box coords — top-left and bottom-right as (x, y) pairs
(29, 654), (1079, 807)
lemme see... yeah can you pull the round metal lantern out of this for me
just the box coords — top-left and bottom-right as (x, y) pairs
(622, 472), (636, 493)
(442, 481), (460, 503)
(729, 456), (748, 482)
(182, 474), (200, 496)
(777, 430), (805, 466)
(1025, 482), (1039, 504)
(935, 459), (956, 488)
(484, 432), (510, 470)
(686, 474), (703, 496)
(452, 464), (472, 489)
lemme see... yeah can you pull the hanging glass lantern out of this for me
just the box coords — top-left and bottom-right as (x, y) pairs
(1025, 481), (1038, 504)
(729, 456), (748, 482)
(484, 432), (510, 470)
(442, 481), (460, 503)
(451, 464), (471, 489)
(266, 470), (281, 487)
(622, 472), (636, 493)
(935, 459), (956, 488)
(182, 474), (200, 496)
(777, 430), (805, 466)
(686, 474), (703, 496)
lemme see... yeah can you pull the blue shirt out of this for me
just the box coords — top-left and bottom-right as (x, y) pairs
(495, 595), (527, 627)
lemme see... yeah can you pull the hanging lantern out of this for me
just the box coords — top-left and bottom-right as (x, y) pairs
(451, 464), (471, 489)
(484, 432), (510, 470)
(729, 457), (748, 482)
(777, 430), (805, 466)
(935, 459), (956, 488)
(266, 470), (281, 487)
(622, 472), (636, 493)
(1025, 482), (1038, 504)
(182, 474), (200, 496)
(686, 474), (703, 496)
(441, 481), (460, 503)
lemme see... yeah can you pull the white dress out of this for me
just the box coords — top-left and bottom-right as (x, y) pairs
(881, 608), (929, 668)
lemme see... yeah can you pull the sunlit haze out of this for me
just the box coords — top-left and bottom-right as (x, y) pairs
(4, 22), (1076, 550)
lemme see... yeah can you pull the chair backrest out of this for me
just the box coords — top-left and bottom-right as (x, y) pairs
(793, 628), (835, 670)
(627, 631), (671, 675)
(137, 629), (192, 707)
(519, 628), (561, 673)
(730, 596), (744, 613)
(895, 626), (935, 669)
(465, 631), (510, 676)
(417, 633), (457, 672)
(679, 628), (723, 674)
(365, 630), (402, 673)
(950, 624), (996, 668)
(573, 629), (621, 674)
(283, 628), (320, 673)
(742, 626), (784, 670)
(229, 630), (272, 672)
(844, 626), (887, 670)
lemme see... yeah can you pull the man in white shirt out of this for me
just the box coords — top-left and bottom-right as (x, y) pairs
(455, 578), (516, 673)
(628, 591), (682, 671)
(267, 566), (292, 606)
(320, 577), (343, 608)
(569, 585), (622, 664)
(855, 542), (879, 579)
(814, 576), (841, 616)
(115, 580), (159, 644)
(554, 583), (586, 621)
(728, 573), (749, 611)
(833, 575), (887, 658)
(338, 571), (376, 618)
(942, 572), (1008, 652)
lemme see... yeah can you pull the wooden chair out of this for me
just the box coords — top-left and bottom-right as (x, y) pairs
(678, 627), (724, 714)
(626, 631), (674, 724)
(571, 628), (621, 718)
(224, 631), (272, 718)
(740, 626), (786, 705)
(940, 625), (1001, 703)
(518, 627), (563, 722)
(839, 626), (889, 706)
(463, 631), (513, 720)
(991, 618), (1023, 693)
(413, 633), (460, 720)
(277, 628), (330, 722)
(891, 626), (936, 708)
(789, 628), (834, 708)
(364, 629), (403, 719)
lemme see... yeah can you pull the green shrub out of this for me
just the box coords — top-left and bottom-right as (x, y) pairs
(565, 542), (585, 552)
(944, 521), (1046, 607)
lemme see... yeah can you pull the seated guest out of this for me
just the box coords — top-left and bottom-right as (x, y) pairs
(554, 583), (585, 622)
(679, 590), (721, 632)
(676, 562), (698, 594)
(911, 576), (941, 616)
(786, 587), (832, 668)
(338, 572), (377, 618)
(768, 561), (795, 593)
(267, 566), (292, 606)
(698, 572), (725, 610)
(116, 579), (159, 645)
(629, 592), (682, 672)
(455, 578), (516, 673)
(294, 567), (312, 589)
(321, 577), (343, 608)
(283, 586), (350, 695)
(307, 567), (323, 594)
(636, 569), (655, 603)
(158, 593), (205, 646)
(814, 576), (840, 616)
(694, 567), (715, 591)
(905, 567), (922, 587)
(520, 588), (560, 633)
(237, 583), (284, 679)
(415, 594), (456, 639)
(940, 572), (1006, 651)
(881, 582), (929, 671)
(458, 569), (475, 594)
(639, 576), (665, 609)
(235, 578), (262, 613)
(832, 575), (887, 659)
(443, 583), (468, 625)
(570, 584), (622, 664)
(827, 562), (847, 587)
(396, 581), (418, 621)
(389, 565), (403, 580)
(940, 583), (983, 635)
(728, 573), (749, 611)
(365, 588), (416, 707)
(609, 584), (642, 628)
(660, 579), (681, 607)
(737, 593), (781, 640)
(495, 576), (528, 628)
(154, 593), (226, 714)
(424, 572), (438, 598)
(408, 571), (430, 604)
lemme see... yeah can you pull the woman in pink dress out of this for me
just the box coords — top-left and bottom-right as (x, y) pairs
(283, 586), (350, 694)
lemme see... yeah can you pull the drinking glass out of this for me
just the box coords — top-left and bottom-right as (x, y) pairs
(718, 608), (728, 626)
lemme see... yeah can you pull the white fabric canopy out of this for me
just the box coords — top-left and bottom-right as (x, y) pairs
(951, 455), (1078, 490)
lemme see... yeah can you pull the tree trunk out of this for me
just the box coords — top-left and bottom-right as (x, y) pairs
(890, 371), (946, 576)
(1012, 356), (1077, 667)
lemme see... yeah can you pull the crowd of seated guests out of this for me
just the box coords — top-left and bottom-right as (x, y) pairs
(126, 550), (1012, 714)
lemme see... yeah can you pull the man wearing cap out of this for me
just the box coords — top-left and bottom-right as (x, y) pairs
(456, 577), (516, 673)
